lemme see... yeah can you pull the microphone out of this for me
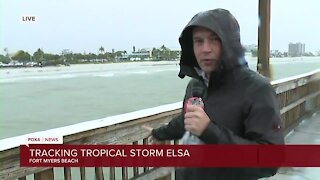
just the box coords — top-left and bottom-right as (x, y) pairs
(184, 81), (205, 112)
(182, 81), (205, 145)
(191, 80), (205, 97)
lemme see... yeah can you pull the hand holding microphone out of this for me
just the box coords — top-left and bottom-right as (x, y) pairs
(184, 103), (210, 136)
(184, 81), (210, 137)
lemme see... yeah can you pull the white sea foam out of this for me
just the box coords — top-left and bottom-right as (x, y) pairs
(92, 73), (115, 77)
(133, 70), (149, 74)
(0, 74), (78, 83)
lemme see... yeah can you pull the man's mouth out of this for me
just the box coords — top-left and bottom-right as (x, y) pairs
(203, 59), (213, 66)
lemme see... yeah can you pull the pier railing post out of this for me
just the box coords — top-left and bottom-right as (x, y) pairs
(258, 0), (271, 79)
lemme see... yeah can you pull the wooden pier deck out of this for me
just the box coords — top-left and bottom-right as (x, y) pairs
(264, 110), (320, 180)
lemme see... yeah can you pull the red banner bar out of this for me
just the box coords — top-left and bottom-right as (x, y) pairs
(20, 145), (320, 167)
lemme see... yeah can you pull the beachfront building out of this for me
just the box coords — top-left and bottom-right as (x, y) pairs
(128, 48), (153, 61)
(288, 42), (305, 57)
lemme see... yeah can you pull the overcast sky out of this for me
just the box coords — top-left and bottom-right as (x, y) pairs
(1, 0), (319, 54)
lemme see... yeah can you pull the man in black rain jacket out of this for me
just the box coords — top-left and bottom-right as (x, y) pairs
(146, 9), (284, 180)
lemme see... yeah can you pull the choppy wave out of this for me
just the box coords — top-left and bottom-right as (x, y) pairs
(132, 69), (177, 75)
(133, 70), (149, 74)
(91, 73), (115, 77)
(0, 65), (180, 83)
(0, 74), (78, 83)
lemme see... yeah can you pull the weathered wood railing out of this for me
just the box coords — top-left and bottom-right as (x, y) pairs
(272, 69), (320, 134)
(0, 69), (319, 180)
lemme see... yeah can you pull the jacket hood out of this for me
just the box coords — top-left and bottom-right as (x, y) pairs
(178, 9), (247, 79)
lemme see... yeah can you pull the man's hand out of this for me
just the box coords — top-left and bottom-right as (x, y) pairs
(184, 105), (210, 136)
(142, 125), (164, 145)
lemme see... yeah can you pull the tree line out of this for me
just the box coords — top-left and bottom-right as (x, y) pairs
(0, 45), (181, 66)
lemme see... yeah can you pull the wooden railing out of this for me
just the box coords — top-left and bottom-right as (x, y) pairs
(272, 69), (320, 134)
(0, 69), (319, 180)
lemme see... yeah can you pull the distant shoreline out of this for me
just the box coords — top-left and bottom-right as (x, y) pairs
(0, 60), (179, 69)
(0, 61), (181, 78)
(0, 60), (178, 71)
(1, 56), (320, 73)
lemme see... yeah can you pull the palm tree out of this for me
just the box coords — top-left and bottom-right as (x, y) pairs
(99, 46), (105, 54)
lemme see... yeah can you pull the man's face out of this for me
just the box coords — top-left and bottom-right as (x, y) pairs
(193, 26), (222, 74)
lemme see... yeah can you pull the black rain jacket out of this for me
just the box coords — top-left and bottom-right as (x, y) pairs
(152, 9), (284, 180)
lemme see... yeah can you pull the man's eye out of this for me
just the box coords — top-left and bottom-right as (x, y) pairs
(210, 36), (220, 41)
(193, 39), (202, 44)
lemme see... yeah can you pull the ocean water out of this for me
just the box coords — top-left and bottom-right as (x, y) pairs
(0, 57), (320, 139)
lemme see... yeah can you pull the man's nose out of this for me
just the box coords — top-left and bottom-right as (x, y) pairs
(202, 40), (212, 52)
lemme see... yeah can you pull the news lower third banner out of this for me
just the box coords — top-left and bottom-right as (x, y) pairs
(20, 145), (320, 167)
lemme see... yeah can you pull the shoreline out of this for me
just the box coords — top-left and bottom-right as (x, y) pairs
(0, 61), (180, 78)
(0, 60), (178, 71)
(1, 57), (320, 77)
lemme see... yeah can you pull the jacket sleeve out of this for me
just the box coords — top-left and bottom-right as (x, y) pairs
(152, 113), (185, 140)
(151, 79), (196, 140)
